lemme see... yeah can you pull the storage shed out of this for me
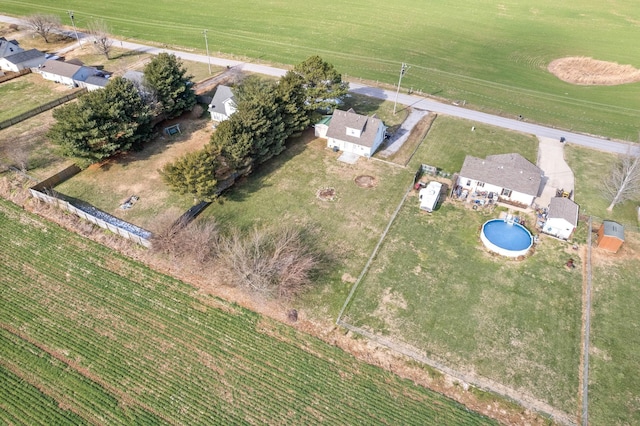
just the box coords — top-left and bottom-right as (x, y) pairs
(597, 221), (625, 253)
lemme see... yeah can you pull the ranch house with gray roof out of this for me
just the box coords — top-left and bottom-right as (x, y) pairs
(457, 153), (543, 207)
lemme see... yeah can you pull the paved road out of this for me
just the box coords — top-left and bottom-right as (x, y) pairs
(3, 14), (637, 156)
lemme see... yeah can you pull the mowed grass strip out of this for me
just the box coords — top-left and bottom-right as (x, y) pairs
(408, 115), (539, 173)
(0, 198), (497, 425)
(3, 0), (640, 138)
(343, 201), (582, 413)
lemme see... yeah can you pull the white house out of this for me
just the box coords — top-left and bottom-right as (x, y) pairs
(457, 153), (543, 207)
(83, 75), (110, 91)
(0, 37), (23, 58)
(208, 85), (236, 124)
(543, 197), (579, 240)
(325, 108), (386, 157)
(36, 59), (96, 87)
(0, 48), (46, 72)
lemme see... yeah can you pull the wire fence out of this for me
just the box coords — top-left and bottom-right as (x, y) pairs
(0, 88), (86, 130)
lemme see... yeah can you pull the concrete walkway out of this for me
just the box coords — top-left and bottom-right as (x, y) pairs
(378, 109), (429, 158)
(536, 136), (575, 207)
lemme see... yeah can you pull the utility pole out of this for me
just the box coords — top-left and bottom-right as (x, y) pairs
(68, 11), (82, 47)
(202, 29), (211, 74)
(393, 62), (409, 115)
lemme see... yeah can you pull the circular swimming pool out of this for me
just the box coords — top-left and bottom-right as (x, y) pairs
(480, 219), (533, 258)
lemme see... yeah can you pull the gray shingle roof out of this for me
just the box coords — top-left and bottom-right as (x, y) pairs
(39, 59), (83, 78)
(3, 48), (44, 64)
(325, 109), (384, 148)
(602, 221), (625, 241)
(547, 197), (579, 226)
(459, 153), (543, 196)
(208, 85), (235, 116)
(84, 75), (109, 87)
(123, 70), (145, 85)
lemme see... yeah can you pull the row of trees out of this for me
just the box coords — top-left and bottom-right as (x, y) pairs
(48, 53), (196, 164)
(162, 55), (348, 201)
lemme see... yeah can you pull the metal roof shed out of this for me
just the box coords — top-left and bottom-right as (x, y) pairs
(597, 220), (625, 253)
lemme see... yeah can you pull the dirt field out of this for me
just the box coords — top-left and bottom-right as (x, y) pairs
(548, 57), (640, 85)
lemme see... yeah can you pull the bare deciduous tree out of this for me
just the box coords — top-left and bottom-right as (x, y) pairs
(88, 20), (113, 59)
(602, 150), (640, 212)
(25, 14), (61, 43)
(217, 226), (318, 298)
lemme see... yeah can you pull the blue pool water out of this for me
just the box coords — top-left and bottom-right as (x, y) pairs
(481, 219), (533, 257)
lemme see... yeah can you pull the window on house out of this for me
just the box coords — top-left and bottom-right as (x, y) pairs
(466, 180), (471, 186)
(501, 188), (512, 197)
(477, 182), (485, 187)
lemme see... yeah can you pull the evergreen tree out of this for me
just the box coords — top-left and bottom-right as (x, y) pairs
(144, 53), (197, 119)
(292, 55), (349, 113)
(160, 148), (219, 202)
(278, 71), (311, 136)
(48, 77), (153, 163)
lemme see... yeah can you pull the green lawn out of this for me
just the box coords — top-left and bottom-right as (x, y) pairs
(0, 73), (76, 122)
(342, 201), (582, 414)
(564, 145), (640, 227)
(3, 0), (640, 139)
(0, 198), (497, 425)
(407, 115), (539, 173)
(589, 238), (640, 425)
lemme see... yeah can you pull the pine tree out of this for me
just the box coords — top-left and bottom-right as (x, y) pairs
(48, 77), (153, 164)
(160, 148), (219, 202)
(143, 53), (197, 119)
(292, 55), (349, 113)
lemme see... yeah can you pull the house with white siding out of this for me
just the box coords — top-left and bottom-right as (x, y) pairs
(35, 59), (96, 87)
(208, 85), (236, 124)
(0, 48), (46, 72)
(324, 108), (386, 157)
(543, 197), (579, 240)
(457, 153), (543, 207)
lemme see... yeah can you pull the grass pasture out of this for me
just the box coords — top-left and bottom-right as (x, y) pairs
(588, 232), (640, 425)
(0, 198), (497, 425)
(2, 0), (640, 139)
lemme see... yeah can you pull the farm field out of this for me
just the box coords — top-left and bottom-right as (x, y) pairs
(2, 0), (640, 139)
(0, 198), (497, 425)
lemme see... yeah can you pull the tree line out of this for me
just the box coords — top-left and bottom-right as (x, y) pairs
(161, 55), (348, 201)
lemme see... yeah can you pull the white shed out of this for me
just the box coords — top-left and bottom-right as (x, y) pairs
(543, 197), (579, 240)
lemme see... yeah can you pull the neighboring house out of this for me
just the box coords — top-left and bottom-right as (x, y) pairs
(0, 49), (46, 72)
(324, 108), (386, 157)
(36, 59), (97, 87)
(84, 75), (110, 91)
(543, 197), (579, 240)
(0, 37), (23, 58)
(314, 116), (331, 138)
(457, 153), (543, 207)
(208, 85), (236, 124)
(597, 221), (625, 253)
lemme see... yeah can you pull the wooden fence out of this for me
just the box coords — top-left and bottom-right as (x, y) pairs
(0, 88), (87, 130)
(0, 68), (31, 84)
(29, 164), (152, 248)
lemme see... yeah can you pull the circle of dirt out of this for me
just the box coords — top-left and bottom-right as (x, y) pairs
(354, 175), (378, 188)
(316, 187), (336, 201)
(548, 57), (640, 86)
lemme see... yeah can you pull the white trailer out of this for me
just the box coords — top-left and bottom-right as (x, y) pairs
(419, 181), (442, 212)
